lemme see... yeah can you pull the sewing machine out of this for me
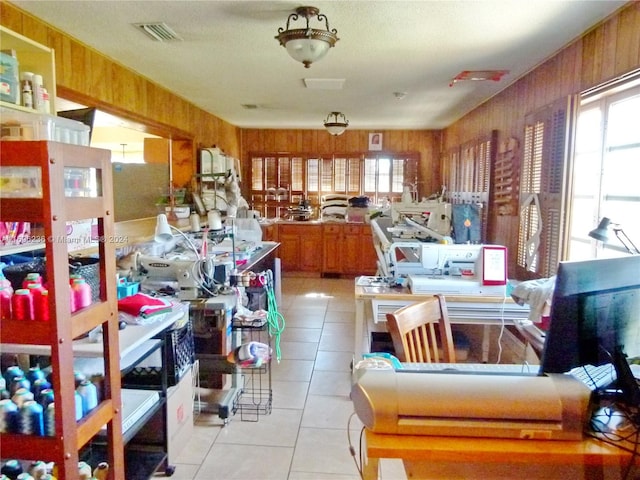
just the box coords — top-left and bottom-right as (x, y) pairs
(138, 254), (202, 300)
(390, 199), (452, 237)
(370, 217), (508, 295)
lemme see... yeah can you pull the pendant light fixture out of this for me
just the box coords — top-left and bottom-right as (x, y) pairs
(324, 112), (349, 135)
(275, 6), (339, 68)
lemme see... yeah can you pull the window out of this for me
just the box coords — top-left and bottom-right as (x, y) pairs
(249, 152), (418, 216)
(568, 80), (640, 259)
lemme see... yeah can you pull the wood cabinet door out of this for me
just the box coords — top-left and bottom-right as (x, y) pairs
(342, 226), (362, 274)
(279, 233), (300, 271)
(300, 232), (322, 271)
(359, 226), (378, 275)
(322, 224), (342, 273)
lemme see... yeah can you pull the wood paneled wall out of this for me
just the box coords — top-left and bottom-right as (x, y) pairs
(4, 0), (639, 258)
(0, 1), (241, 163)
(442, 1), (640, 257)
(240, 128), (443, 198)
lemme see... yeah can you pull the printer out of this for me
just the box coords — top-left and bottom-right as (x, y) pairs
(350, 368), (591, 441)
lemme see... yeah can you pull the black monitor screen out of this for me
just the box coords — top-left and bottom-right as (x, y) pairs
(540, 255), (640, 406)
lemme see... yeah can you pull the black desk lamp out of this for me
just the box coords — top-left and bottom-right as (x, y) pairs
(588, 217), (640, 254)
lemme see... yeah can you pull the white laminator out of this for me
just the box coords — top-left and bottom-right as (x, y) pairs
(350, 368), (591, 440)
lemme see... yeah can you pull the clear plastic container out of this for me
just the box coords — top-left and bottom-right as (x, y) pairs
(0, 106), (90, 145)
(0, 166), (42, 198)
(64, 167), (92, 197)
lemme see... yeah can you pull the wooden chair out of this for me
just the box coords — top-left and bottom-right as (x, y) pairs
(385, 295), (456, 363)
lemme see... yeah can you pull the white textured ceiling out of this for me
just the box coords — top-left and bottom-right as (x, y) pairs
(12, 0), (627, 130)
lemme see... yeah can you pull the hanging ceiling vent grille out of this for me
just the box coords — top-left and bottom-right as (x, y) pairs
(134, 22), (183, 42)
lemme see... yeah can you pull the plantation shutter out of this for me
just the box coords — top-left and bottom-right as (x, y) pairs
(516, 96), (576, 279)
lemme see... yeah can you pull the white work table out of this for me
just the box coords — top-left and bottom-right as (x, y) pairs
(1, 304), (188, 370)
(354, 277), (531, 363)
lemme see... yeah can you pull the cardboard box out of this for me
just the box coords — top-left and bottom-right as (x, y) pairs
(165, 367), (194, 464)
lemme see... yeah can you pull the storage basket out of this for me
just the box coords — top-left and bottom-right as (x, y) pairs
(3, 256), (100, 303)
(3, 258), (47, 290)
(69, 257), (100, 303)
(122, 318), (195, 387)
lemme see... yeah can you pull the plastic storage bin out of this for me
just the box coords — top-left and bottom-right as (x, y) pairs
(0, 106), (90, 145)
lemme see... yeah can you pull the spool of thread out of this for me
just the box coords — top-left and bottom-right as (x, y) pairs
(20, 400), (44, 436)
(0, 287), (12, 320)
(27, 284), (46, 320)
(92, 463), (109, 480)
(1, 460), (23, 479)
(12, 388), (34, 408)
(77, 462), (92, 480)
(74, 391), (83, 421)
(31, 378), (51, 399)
(26, 367), (45, 385)
(34, 290), (49, 322)
(29, 461), (48, 479)
(74, 371), (87, 388)
(76, 380), (98, 415)
(44, 403), (55, 437)
(71, 279), (92, 311)
(12, 289), (33, 321)
(208, 210), (223, 230)
(23, 273), (42, 289)
(189, 213), (201, 232)
(0, 275), (13, 294)
(0, 399), (20, 433)
(10, 375), (31, 395)
(69, 284), (76, 313)
(38, 389), (54, 409)
(3, 366), (24, 385)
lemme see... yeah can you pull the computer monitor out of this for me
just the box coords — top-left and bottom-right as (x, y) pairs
(540, 255), (640, 407)
(57, 108), (96, 142)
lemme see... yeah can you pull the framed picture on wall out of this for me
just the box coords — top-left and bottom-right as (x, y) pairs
(369, 133), (383, 151)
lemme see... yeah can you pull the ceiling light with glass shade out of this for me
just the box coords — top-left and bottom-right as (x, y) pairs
(275, 6), (339, 68)
(324, 112), (349, 135)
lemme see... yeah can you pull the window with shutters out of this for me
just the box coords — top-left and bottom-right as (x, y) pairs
(516, 97), (574, 279)
(249, 152), (418, 216)
(568, 79), (640, 259)
(441, 133), (494, 243)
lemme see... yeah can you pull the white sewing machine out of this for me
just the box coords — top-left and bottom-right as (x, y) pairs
(390, 199), (452, 237)
(371, 217), (508, 294)
(138, 254), (212, 300)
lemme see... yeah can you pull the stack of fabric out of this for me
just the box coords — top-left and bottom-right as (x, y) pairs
(320, 194), (350, 221)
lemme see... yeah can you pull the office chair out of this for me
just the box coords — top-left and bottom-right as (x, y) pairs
(385, 295), (456, 363)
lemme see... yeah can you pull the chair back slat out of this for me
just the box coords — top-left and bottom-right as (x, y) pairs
(385, 295), (456, 364)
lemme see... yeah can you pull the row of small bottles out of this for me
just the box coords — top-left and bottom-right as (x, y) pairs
(0, 272), (92, 322)
(19, 71), (51, 114)
(0, 459), (109, 480)
(1, 365), (100, 436)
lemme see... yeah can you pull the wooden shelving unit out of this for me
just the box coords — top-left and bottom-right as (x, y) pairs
(0, 141), (124, 479)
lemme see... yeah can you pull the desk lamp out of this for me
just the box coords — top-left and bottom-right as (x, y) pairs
(588, 217), (640, 254)
(154, 213), (200, 258)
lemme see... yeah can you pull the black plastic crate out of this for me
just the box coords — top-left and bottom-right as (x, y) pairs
(123, 319), (195, 387)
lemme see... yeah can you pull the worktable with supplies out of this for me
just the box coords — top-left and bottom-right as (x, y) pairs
(362, 429), (639, 480)
(354, 277), (532, 364)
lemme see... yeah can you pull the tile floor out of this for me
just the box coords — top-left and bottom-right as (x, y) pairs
(165, 276), (407, 480)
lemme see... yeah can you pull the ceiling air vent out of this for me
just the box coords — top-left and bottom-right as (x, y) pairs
(449, 70), (509, 87)
(134, 22), (183, 42)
